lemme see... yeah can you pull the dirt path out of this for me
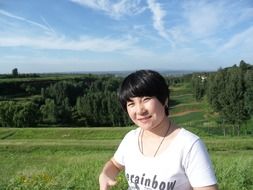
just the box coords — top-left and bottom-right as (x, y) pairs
(170, 102), (201, 109)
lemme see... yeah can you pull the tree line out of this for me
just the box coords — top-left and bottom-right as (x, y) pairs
(0, 71), (193, 128)
(192, 60), (253, 135)
(1, 61), (252, 130)
(0, 69), (193, 127)
(0, 75), (131, 127)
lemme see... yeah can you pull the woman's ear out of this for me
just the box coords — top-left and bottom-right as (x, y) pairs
(164, 98), (169, 116)
(164, 98), (168, 107)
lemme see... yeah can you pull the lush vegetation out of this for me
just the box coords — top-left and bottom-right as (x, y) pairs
(0, 127), (252, 190)
(1, 61), (252, 136)
(191, 60), (253, 135)
(0, 64), (253, 189)
(0, 70), (192, 128)
(0, 73), (131, 127)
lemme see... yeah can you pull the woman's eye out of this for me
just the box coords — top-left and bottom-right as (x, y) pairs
(143, 97), (152, 101)
(127, 102), (134, 107)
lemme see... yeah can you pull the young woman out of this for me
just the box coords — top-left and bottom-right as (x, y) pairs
(99, 70), (218, 190)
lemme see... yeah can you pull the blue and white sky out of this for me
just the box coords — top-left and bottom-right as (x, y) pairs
(0, 0), (253, 73)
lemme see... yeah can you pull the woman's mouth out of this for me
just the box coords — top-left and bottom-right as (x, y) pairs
(137, 116), (152, 122)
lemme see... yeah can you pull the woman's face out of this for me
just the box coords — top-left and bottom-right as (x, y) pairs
(126, 96), (166, 131)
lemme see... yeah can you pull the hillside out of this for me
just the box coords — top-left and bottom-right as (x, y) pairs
(169, 81), (253, 136)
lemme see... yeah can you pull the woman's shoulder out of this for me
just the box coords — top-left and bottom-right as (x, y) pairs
(175, 128), (200, 146)
(123, 127), (140, 140)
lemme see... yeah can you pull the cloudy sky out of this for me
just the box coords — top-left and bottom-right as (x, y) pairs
(0, 0), (252, 73)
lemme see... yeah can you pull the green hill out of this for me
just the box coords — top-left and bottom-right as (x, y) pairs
(169, 82), (253, 136)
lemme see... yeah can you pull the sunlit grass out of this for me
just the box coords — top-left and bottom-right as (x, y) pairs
(0, 128), (252, 190)
(0, 127), (132, 140)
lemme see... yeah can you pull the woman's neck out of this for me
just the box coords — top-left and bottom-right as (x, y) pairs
(144, 116), (172, 138)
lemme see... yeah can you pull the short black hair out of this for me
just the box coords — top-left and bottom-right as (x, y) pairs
(118, 70), (169, 115)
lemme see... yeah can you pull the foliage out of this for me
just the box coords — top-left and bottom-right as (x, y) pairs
(1, 62), (253, 129)
(244, 69), (253, 115)
(12, 68), (18, 77)
(191, 73), (207, 100)
(76, 91), (129, 126)
(0, 74), (131, 127)
(40, 99), (57, 124)
(0, 101), (41, 127)
(206, 61), (253, 134)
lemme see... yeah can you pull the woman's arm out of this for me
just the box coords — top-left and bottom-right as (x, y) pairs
(99, 158), (124, 190)
(193, 184), (219, 190)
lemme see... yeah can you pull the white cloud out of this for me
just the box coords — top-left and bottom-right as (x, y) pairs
(147, 0), (169, 40)
(182, 1), (223, 38)
(146, 1), (225, 44)
(218, 26), (253, 53)
(70, 0), (145, 19)
(222, 4), (253, 29)
(181, 1), (253, 39)
(40, 16), (57, 35)
(0, 35), (137, 52)
(163, 0), (253, 54)
(0, 9), (138, 52)
(0, 9), (52, 33)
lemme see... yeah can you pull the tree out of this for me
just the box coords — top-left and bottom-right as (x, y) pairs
(244, 70), (253, 115)
(0, 101), (16, 127)
(0, 101), (40, 127)
(75, 90), (129, 126)
(191, 73), (207, 101)
(220, 67), (249, 135)
(206, 64), (252, 135)
(12, 68), (18, 77)
(40, 99), (57, 124)
(57, 97), (72, 124)
(13, 102), (40, 127)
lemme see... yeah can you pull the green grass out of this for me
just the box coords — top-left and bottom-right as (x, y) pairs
(0, 150), (111, 189)
(169, 102), (206, 115)
(170, 111), (205, 124)
(170, 83), (192, 96)
(0, 127), (132, 140)
(0, 128), (128, 190)
(170, 94), (195, 105)
(0, 128), (253, 190)
(212, 151), (253, 190)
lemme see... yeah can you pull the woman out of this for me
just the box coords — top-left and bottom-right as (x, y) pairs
(99, 70), (218, 190)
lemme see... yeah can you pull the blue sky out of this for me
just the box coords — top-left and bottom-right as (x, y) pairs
(0, 0), (253, 73)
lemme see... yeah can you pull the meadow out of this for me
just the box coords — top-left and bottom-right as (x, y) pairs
(0, 128), (253, 190)
(0, 80), (252, 190)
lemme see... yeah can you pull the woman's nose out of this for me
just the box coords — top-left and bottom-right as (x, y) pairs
(136, 103), (146, 114)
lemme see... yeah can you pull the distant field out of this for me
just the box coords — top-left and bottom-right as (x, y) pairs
(0, 127), (252, 190)
(169, 83), (206, 123)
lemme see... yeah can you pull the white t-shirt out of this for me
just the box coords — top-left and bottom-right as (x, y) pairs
(114, 128), (217, 190)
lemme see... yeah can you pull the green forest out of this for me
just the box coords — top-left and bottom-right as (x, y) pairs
(0, 60), (253, 135)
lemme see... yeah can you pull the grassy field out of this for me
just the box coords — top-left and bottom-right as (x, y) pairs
(0, 128), (252, 190)
(0, 127), (127, 190)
